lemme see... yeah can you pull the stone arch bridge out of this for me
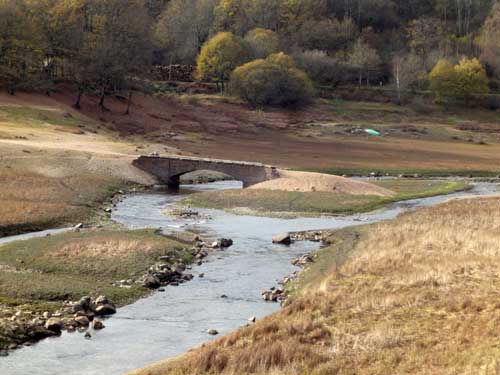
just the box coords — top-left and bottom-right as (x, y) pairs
(133, 155), (280, 187)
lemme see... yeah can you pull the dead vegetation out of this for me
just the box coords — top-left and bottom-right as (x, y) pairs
(130, 196), (500, 375)
(0, 167), (121, 236)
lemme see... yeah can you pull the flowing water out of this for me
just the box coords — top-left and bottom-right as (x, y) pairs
(1, 181), (499, 375)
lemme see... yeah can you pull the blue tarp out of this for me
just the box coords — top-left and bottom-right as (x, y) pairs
(365, 129), (381, 136)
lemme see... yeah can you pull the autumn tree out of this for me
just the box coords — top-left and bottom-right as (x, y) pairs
(213, 0), (251, 35)
(295, 50), (347, 86)
(454, 57), (489, 103)
(429, 58), (457, 101)
(480, 2), (500, 78)
(244, 28), (280, 59)
(76, 0), (153, 110)
(230, 52), (314, 107)
(156, 0), (217, 64)
(392, 53), (426, 103)
(347, 38), (380, 86)
(295, 18), (357, 53)
(197, 32), (250, 90)
(429, 58), (489, 104)
(0, 0), (45, 94)
(407, 17), (446, 70)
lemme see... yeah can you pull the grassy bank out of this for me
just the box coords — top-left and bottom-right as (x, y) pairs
(131, 195), (500, 375)
(298, 166), (500, 178)
(0, 169), (126, 237)
(181, 179), (470, 216)
(0, 98), (154, 237)
(0, 229), (191, 349)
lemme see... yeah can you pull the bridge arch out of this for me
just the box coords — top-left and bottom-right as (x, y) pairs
(133, 155), (279, 188)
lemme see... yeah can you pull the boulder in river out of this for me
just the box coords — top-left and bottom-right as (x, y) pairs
(93, 320), (105, 330)
(207, 329), (219, 335)
(143, 275), (161, 289)
(218, 238), (233, 248)
(45, 318), (63, 333)
(74, 316), (90, 327)
(272, 233), (292, 245)
(95, 303), (116, 316)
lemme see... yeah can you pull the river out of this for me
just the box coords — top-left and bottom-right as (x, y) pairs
(1, 180), (498, 375)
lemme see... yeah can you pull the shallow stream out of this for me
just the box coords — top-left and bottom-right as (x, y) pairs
(1, 181), (498, 375)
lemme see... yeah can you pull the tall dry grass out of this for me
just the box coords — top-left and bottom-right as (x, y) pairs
(130, 196), (500, 375)
(0, 170), (119, 232)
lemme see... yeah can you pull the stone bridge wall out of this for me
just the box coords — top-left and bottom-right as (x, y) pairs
(133, 156), (279, 187)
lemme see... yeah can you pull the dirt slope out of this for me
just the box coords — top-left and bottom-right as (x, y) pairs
(250, 170), (395, 196)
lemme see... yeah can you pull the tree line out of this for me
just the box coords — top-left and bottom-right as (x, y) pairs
(0, 0), (499, 107)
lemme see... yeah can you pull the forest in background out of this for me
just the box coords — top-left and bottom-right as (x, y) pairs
(1, 0), (500, 107)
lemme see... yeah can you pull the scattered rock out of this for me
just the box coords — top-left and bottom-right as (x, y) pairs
(93, 320), (105, 330)
(74, 316), (90, 327)
(84, 331), (92, 339)
(219, 238), (233, 248)
(143, 274), (161, 289)
(95, 304), (116, 316)
(248, 316), (256, 323)
(272, 233), (292, 245)
(261, 287), (285, 303)
(291, 253), (315, 268)
(45, 318), (63, 333)
(207, 329), (219, 335)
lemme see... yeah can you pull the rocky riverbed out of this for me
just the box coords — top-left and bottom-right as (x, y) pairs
(2, 181), (500, 375)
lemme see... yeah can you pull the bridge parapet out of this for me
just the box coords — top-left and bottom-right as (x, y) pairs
(133, 155), (279, 187)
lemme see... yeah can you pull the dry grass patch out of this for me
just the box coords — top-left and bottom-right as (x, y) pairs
(0, 168), (123, 236)
(181, 180), (469, 216)
(0, 229), (190, 306)
(54, 238), (160, 259)
(131, 196), (500, 375)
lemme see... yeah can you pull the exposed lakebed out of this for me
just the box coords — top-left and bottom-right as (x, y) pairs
(1, 180), (499, 375)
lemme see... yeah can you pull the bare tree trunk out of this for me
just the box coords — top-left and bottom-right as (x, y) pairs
(125, 90), (133, 115)
(168, 56), (173, 82)
(99, 86), (107, 112)
(74, 87), (83, 109)
(395, 61), (401, 105)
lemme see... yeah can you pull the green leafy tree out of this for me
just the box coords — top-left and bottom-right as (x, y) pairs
(230, 52), (314, 107)
(196, 32), (250, 90)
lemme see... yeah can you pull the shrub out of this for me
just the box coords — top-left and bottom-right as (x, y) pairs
(429, 59), (456, 102)
(454, 57), (489, 103)
(196, 32), (250, 88)
(429, 58), (489, 104)
(230, 52), (314, 107)
(294, 50), (347, 86)
(244, 28), (280, 59)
